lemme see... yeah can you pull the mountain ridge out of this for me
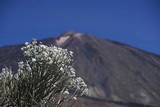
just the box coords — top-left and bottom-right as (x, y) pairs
(0, 31), (159, 56)
(0, 31), (160, 107)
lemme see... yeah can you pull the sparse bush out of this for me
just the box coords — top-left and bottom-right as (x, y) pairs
(0, 39), (88, 107)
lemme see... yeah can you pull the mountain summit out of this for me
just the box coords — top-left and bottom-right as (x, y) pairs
(0, 31), (160, 107)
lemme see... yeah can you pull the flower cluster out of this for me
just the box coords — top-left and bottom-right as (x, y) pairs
(21, 40), (73, 66)
(0, 39), (88, 107)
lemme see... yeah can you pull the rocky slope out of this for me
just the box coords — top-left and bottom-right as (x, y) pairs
(0, 31), (160, 107)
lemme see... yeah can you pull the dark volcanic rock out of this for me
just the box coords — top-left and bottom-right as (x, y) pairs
(0, 31), (160, 107)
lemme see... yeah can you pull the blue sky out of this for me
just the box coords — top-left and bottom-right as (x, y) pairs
(0, 0), (160, 55)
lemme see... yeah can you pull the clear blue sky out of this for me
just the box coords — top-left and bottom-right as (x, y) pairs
(0, 0), (160, 55)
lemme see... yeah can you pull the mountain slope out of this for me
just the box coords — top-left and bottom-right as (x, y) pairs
(0, 31), (160, 107)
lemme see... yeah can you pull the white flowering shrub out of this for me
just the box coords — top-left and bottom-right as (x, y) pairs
(0, 39), (88, 107)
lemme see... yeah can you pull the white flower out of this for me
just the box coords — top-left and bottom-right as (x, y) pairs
(70, 51), (73, 56)
(18, 61), (24, 69)
(32, 58), (36, 62)
(60, 67), (64, 73)
(25, 42), (29, 45)
(48, 60), (53, 64)
(63, 90), (70, 95)
(72, 97), (77, 100)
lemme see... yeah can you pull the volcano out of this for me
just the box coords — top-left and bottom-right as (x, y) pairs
(0, 31), (160, 107)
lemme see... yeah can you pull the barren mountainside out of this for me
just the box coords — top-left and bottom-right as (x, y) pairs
(0, 31), (160, 107)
